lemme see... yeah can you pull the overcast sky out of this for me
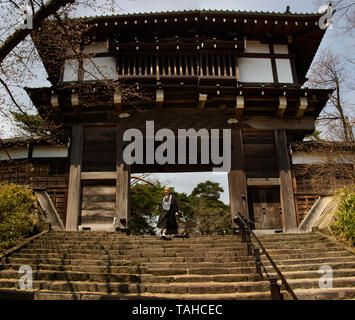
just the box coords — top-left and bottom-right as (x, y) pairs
(1, 0), (353, 204)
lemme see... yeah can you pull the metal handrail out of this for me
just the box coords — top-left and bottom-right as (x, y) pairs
(234, 214), (298, 300)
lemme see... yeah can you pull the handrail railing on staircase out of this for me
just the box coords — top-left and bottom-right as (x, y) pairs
(234, 213), (298, 300)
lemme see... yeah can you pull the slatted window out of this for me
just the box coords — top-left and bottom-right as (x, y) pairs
(117, 52), (236, 77)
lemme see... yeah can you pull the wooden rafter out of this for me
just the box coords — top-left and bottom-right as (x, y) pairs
(236, 95), (244, 118)
(277, 96), (287, 118)
(156, 89), (164, 110)
(50, 94), (59, 111)
(296, 96), (308, 118)
(114, 92), (122, 113)
(197, 93), (208, 110)
(71, 93), (79, 112)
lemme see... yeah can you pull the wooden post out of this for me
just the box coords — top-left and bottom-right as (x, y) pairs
(116, 126), (131, 233)
(65, 124), (83, 231)
(228, 129), (249, 232)
(275, 130), (298, 232)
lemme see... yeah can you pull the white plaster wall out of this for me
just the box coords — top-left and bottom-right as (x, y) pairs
(83, 42), (109, 54)
(244, 40), (270, 53)
(274, 44), (289, 54)
(0, 147), (28, 160)
(238, 57), (274, 82)
(292, 152), (354, 164)
(63, 59), (79, 82)
(276, 59), (294, 83)
(83, 57), (117, 81)
(32, 145), (69, 158)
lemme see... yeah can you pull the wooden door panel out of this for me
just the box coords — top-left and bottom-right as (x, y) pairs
(248, 187), (282, 229)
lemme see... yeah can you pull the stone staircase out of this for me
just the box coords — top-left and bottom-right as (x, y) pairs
(0, 231), (354, 300)
(257, 233), (355, 300)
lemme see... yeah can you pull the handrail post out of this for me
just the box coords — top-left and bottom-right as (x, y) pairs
(253, 248), (262, 277)
(245, 228), (252, 255)
(238, 218), (247, 243)
(233, 212), (298, 300)
(270, 278), (283, 300)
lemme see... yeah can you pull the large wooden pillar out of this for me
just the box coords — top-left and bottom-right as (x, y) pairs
(65, 124), (83, 231)
(115, 126), (131, 233)
(275, 130), (298, 232)
(228, 129), (249, 232)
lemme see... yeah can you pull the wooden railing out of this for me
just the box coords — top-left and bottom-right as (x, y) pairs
(234, 214), (298, 300)
(117, 52), (237, 78)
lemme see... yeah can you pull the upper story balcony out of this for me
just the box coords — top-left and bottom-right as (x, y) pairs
(62, 40), (296, 87)
(32, 10), (326, 90)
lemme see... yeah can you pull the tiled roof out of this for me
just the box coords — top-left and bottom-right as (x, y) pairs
(78, 9), (322, 20)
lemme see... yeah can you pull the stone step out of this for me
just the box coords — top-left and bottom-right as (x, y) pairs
(17, 246), (246, 254)
(257, 243), (339, 249)
(265, 247), (346, 255)
(269, 269), (355, 280)
(260, 251), (352, 261)
(2, 254), (252, 266)
(257, 234), (325, 240)
(285, 276), (355, 290)
(1, 276), (354, 295)
(0, 260), (257, 275)
(31, 238), (241, 244)
(25, 243), (247, 251)
(261, 256), (355, 266)
(2, 262), (254, 274)
(263, 261), (355, 272)
(0, 260), (256, 271)
(0, 269), (261, 283)
(8, 250), (243, 260)
(1, 286), (355, 300)
(0, 288), (272, 300)
(291, 287), (355, 300)
(0, 279), (270, 294)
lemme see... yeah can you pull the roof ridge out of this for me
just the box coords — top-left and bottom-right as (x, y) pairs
(75, 8), (322, 20)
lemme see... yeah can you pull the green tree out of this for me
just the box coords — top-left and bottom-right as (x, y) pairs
(0, 184), (46, 252)
(305, 130), (323, 141)
(189, 181), (231, 235)
(190, 180), (224, 201)
(129, 182), (164, 235)
(10, 111), (45, 135)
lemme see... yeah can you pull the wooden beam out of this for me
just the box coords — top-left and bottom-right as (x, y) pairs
(218, 103), (226, 111)
(228, 129), (249, 232)
(50, 94), (59, 111)
(81, 171), (116, 180)
(277, 96), (287, 118)
(296, 96), (308, 118)
(116, 126), (131, 233)
(35, 190), (65, 230)
(60, 112), (316, 132)
(236, 95), (244, 118)
(65, 124), (83, 231)
(247, 178), (280, 186)
(197, 93), (208, 110)
(275, 129), (298, 232)
(156, 89), (164, 110)
(71, 93), (80, 112)
(114, 92), (122, 113)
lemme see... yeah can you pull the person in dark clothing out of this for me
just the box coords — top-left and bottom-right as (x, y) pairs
(157, 186), (179, 240)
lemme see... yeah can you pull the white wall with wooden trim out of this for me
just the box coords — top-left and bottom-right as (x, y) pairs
(0, 147), (28, 160)
(292, 152), (355, 164)
(238, 57), (274, 82)
(32, 145), (69, 158)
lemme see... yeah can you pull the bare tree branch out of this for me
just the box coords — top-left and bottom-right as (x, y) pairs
(0, 0), (75, 64)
